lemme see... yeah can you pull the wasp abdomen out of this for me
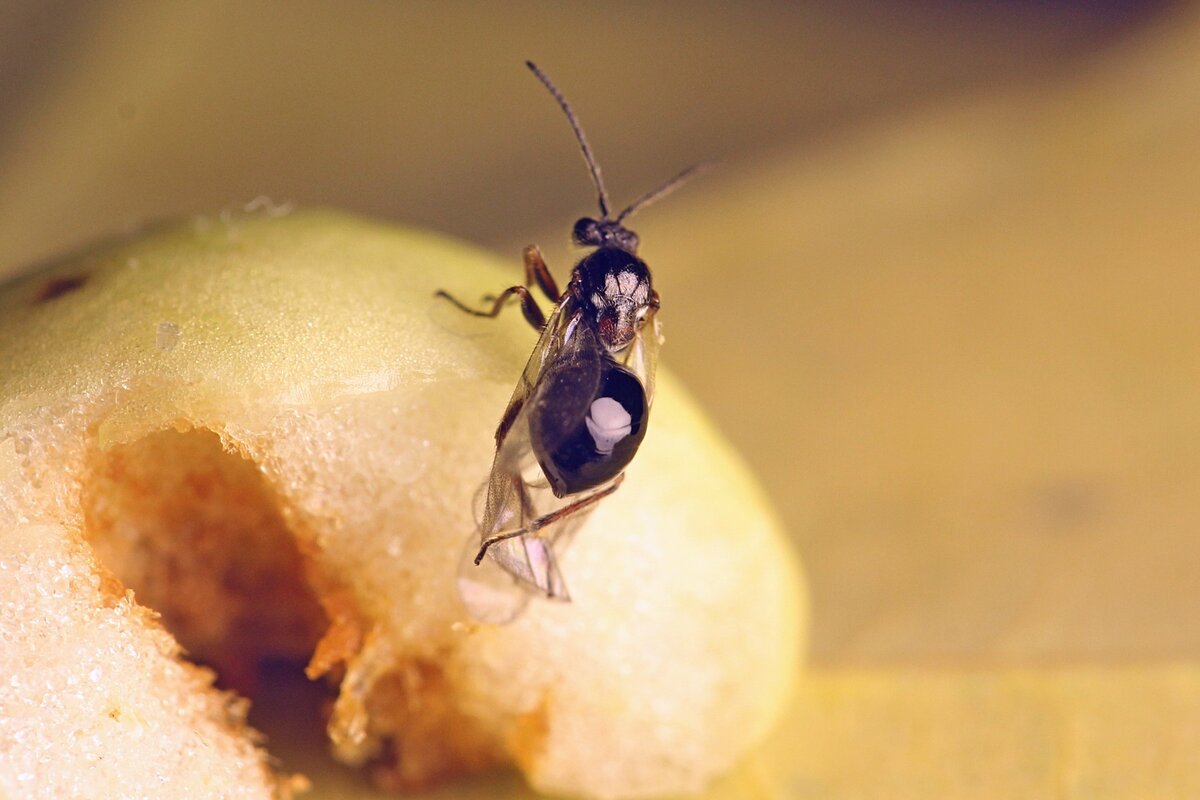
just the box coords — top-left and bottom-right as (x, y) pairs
(529, 356), (648, 498)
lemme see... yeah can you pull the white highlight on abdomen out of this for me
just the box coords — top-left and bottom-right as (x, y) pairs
(585, 397), (632, 454)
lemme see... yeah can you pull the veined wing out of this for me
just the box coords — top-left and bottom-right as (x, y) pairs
(459, 299), (596, 616)
(481, 308), (657, 605)
(620, 306), (663, 406)
(492, 297), (585, 448)
(459, 301), (657, 620)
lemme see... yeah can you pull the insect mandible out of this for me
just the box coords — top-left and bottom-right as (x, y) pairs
(437, 61), (701, 620)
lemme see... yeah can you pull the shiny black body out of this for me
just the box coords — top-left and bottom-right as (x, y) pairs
(527, 298), (649, 497)
(437, 61), (698, 600)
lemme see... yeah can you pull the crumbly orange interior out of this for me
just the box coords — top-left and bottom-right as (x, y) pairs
(78, 425), (503, 790)
(82, 428), (327, 691)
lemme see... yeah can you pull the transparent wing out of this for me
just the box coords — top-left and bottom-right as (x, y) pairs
(621, 307), (663, 406)
(457, 302), (661, 623)
(490, 298), (581, 447)
(457, 300), (598, 620)
(454, 506), (585, 624)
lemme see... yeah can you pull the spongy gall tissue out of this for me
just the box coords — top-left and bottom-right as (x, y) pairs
(0, 210), (805, 799)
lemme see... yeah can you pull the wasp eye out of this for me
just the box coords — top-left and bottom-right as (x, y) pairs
(614, 228), (639, 254)
(572, 217), (602, 246)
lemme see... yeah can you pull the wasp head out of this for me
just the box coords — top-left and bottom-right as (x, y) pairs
(572, 217), (640, 254)
(575, 247), (653, 351)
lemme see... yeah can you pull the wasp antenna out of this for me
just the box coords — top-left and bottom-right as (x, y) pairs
(526, 60), (611, 220)
(615, 162), (714, 224)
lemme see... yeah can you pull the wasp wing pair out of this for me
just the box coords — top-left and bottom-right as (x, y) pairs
(455, 273), (662, 622)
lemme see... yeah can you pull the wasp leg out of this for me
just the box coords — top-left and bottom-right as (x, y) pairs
(523, 245), (560, 302)
(474, 474), (625, 565)
(434, 285), (546, 330)
(479, 247), (558, 305)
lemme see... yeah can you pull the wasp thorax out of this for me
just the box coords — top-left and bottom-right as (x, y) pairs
(575, 247), (652, 351)
(572, 217), (640, 254)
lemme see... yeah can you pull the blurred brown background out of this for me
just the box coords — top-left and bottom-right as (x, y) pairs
(2, 1), (1197, 677)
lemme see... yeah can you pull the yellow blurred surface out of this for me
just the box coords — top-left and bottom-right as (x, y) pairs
(4, 1), (1200, 795)
(764, 665), (1200, 799)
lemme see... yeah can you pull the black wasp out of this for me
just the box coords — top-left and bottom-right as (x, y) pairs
(438, 62), (700, 621)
